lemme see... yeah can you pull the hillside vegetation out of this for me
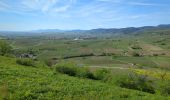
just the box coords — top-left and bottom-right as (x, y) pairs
(0, 56), (169, 99)
(0, 28), (170, 99)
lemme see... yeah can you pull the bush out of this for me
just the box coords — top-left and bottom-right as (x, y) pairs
(0, 40), (12, 56)
(55, 62), (78, 76)
(4, 53), (15, 58)
(55, 63), (114, 81)
(55, 62), (96, 79)
(77, 68), (96, 79)
(94, 68), (112, 81)
(101, 52), (115, 56)
(27, 48), (39, 56)
(153, 54), (158, 56)
(16, 58), (35, 67)
(44, 59), (55, 67)
(131, 45), (142, 50)
(160, 83), (170, 96)
(132, 52), (142, 57)
(161, 53), (166, 55)
(161, 43), (166, 45)
(118, 73), (155, 94)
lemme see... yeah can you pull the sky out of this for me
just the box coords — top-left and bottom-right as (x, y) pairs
(0, 0), (170, 31)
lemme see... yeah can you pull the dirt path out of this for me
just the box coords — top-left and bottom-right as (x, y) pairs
(34, 42), (43, 47)
(87, 65), (130, 69)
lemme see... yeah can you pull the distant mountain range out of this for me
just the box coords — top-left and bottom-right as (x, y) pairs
(29, 24), (170, 34)
(0, 24), (170, 37)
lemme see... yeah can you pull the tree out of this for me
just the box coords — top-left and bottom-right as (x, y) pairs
(0, 40), (12, 56)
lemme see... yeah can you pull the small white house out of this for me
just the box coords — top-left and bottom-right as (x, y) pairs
(73, 38), (83, 41)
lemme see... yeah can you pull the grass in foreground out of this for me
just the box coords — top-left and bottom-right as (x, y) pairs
(0, 56), (169, 100)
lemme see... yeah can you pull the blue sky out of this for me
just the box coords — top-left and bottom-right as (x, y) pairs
(0, 0), (170, 31)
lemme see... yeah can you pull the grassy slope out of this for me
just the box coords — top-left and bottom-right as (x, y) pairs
(0, 56), (168, 100)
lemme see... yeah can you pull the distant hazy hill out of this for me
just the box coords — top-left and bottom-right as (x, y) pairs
(0, 24), (170, 37)
(83, 24), (170, 35)
(32, 24), (170, 34)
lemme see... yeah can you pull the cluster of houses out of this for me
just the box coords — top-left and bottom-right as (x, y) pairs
(19, 53), (36, 60)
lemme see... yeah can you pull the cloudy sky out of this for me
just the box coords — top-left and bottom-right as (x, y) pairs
(0, 0), (170, 31)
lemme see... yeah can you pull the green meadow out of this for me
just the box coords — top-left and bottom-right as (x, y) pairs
(0, 29), (170, 99)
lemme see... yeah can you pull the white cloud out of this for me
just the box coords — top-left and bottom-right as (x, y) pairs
(0, 0), (74, 14)
(97, 0), (123, 3)
(54, 5), (70, 13)
(0, 1), (10, 10)
(128, 2), (158, 6)
(97, 0), (159, 6)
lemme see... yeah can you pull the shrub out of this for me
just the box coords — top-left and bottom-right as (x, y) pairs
(101, 52), (115, 56)
(4, 53), (15, 58)
(44, 59), (55, 67)
(55, 63), (114, 81)
(27, 48), (39, 56)
(131, 45), (142, 50)
(16, 58), (35, 67)
(55, 62), (96, 79)
(132, 52), (142, 57)
(153, 54), (158, 56)
(161, 43), (166, 45)
(94, 68), (112, 81)
(77, 68), (96, 79)
(63, 53), (94, 59)
(118, 73), (155, 94)
(0, 40), (12, 56)
(55, 63), (78, 76)
(161, 53), (166, 55)
(160, 83), (170, 96)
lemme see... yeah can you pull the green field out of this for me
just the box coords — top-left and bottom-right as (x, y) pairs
(0, 30), (170, 99)
(10, 32), (170, 70)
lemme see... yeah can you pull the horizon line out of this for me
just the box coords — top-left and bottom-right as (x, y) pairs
(0, 24), (169, 32)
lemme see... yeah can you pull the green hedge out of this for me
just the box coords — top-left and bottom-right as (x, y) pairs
(16, 58), (36, 67)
